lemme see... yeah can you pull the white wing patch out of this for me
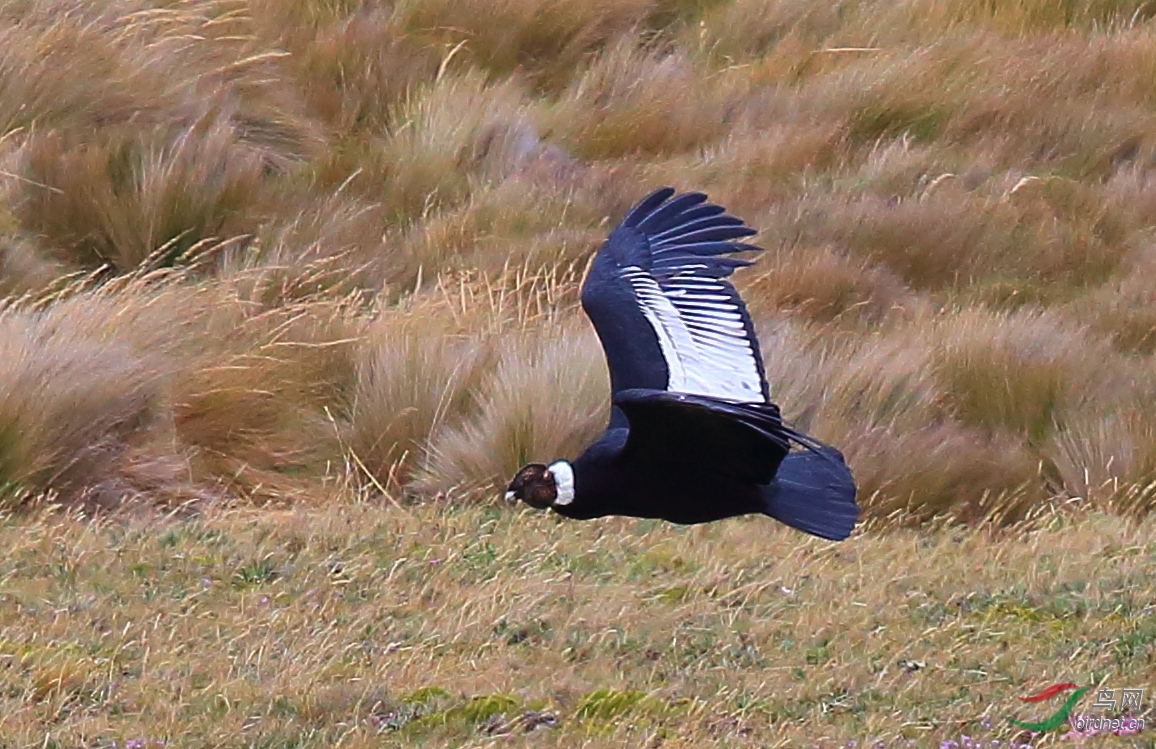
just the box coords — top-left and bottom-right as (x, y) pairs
(621, 267), (766, 403)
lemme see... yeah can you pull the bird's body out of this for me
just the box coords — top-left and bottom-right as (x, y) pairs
(506, 188), (859, 541)
(559, 427), (764, 524)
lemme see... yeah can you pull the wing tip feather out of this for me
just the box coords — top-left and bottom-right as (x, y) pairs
(621, 187), (677, 228)
(618, 188), (763, 257)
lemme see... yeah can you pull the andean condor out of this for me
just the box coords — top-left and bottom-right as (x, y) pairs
(505, 188), (858, 541)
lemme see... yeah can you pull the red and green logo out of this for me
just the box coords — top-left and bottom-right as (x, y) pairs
(1006, 683), (1092, 732)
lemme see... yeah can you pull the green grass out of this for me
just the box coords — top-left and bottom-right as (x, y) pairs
(0, 504), (1152, 746)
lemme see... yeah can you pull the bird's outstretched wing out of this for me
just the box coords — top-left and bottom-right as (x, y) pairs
(581, 188), (770, 428)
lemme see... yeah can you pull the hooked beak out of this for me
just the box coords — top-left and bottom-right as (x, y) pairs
(504, 491), (516, 502)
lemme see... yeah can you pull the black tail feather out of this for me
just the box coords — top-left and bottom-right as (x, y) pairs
(761, 445), (858, 541)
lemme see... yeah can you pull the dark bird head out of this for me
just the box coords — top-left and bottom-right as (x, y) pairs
(505, 461), (575, 510)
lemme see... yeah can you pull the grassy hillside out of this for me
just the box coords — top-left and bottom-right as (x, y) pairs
(1, 0), (1156, 744)
(3, 0), (1156, 521)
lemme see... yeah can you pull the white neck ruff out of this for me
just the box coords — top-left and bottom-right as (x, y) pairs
(548, 460), (575, 506)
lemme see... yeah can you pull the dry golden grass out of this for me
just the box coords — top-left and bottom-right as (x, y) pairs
(417, 320), (609, 495)
(3, 0), (1156, 743)
(17, 121), (267, 271)
(547, 40), (738, 159)
(2, 0), (1156, 521)
(349, 302), (496, 488)
(6, 0), (1156, 515)
(391, 0), (654, 93)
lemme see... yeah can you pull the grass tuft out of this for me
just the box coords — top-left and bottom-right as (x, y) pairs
(928, 309), (1103, 444)
(16, 119), (267, 272)
(349, 305), (494, 490)
(549, 40), (735, 159)
(419, 322), (608, 495)
(0, 305), (166, 510)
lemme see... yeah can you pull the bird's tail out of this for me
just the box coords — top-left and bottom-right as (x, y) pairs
(760, 445), (858, 541)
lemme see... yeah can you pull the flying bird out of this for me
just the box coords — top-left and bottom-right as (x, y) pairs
(505, 187), (858, 540)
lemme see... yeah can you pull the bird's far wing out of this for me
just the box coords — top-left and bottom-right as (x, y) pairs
(613, 388), (789, 485)
(580, 188), (771, 422)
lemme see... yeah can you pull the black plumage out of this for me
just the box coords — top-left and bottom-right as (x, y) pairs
(505, 188), (858, 541)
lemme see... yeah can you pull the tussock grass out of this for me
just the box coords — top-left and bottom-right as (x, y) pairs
(1079, 246), (1156, 355)
(0, 305), (170, 510)
(3, 0), (1156, 524)
(350, 306), (495, 489)
(419, 322), (609, 495)
(392, 0), (654, 92)
(549, 40), (740, 160)
(692, 0), (847, 63)
(1049, 408), (1156, 512)
(742, 243), (912, 323)
(928, 309), (1104, 443)
(17, 120), (267, 271)
(251, 3), (438, 135)
(237, 194), (389, 301)
(363, 71), (538, 219)
(0, 271), (364, 509)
